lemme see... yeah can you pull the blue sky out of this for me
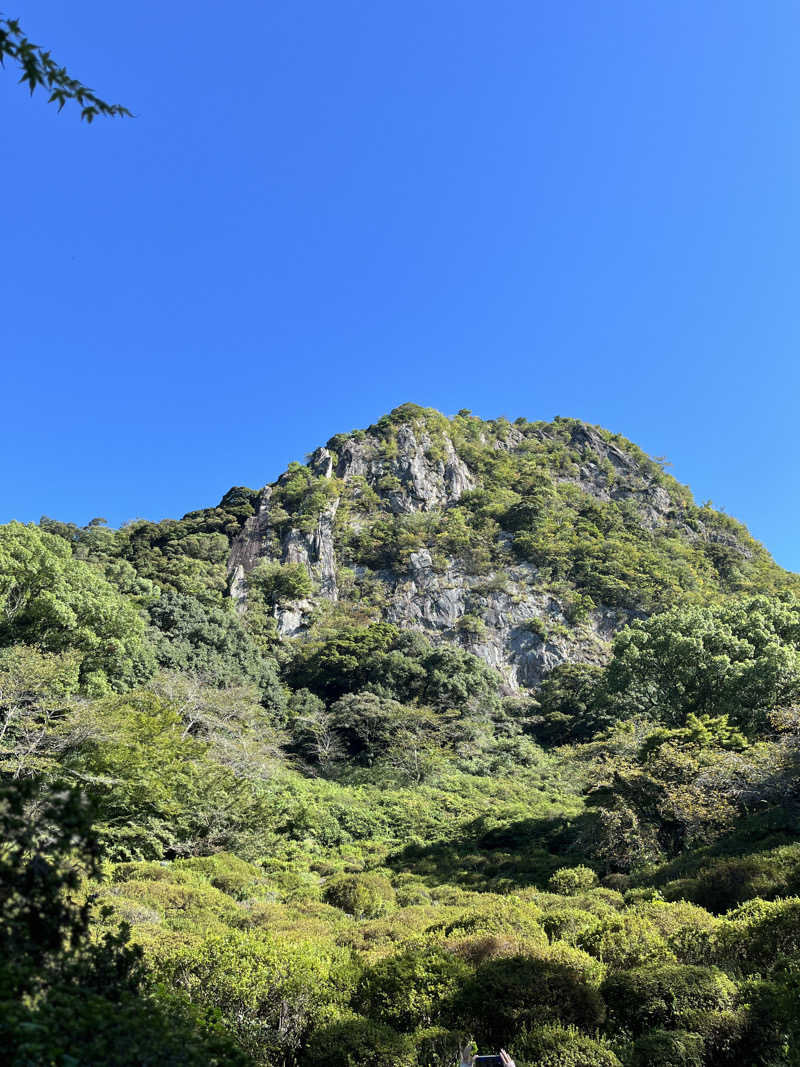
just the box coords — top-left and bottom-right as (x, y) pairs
(3, 2), (799, 570)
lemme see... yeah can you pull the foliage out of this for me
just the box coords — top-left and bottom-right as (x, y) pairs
(0, 522), (154, 692)
(303, 1015), (416, 1067)
(629, 1030), (706, 1067)
(513, 1025), (622, 1067)
(604, 595), (800, 732)
(453, 951), (606, 1045)
(0, 15), (131, 120)
(148, 590), (286, 698)
(532, 663), (610, 744)
(323, 872), (396, 918)
(160, 929), (351, 1063)
(0, 779), (244, 1066)
(548, 866), (598, 895)
(602, 963), (737, 1035)
(355, 947), (470, 1030)
(248, 560), (313, 605)
(0, 645), (84, 778)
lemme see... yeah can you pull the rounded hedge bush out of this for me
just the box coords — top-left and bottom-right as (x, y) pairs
(453, 953), (606, 1045)
(322, 873), (396, 919)
(541, 907), (601, 947)
(718, 897), (800, 974)
(513, 1024), (622, 1067)
(602, 964), (737, 1036)
(630, 1029), (705, 1067)
(578, 912), (675, 968)
(355, 948), (470, 1031)
(302, 1015), (416, 1067)
(548, 867), (598, 895)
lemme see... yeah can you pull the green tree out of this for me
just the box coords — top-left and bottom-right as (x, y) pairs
(247, 560), (313, 605)
(148, 590), (285, 704)
(605, 595), (800, 732)
(0, 645), (85, 778)
(0, 522), (155, 693)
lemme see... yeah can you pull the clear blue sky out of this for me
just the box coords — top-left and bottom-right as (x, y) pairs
(3, 2), (799, 570)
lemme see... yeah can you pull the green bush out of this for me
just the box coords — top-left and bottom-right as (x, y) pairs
(302, 1014), (416, 1067)
(107, 878), (242, 930)
(441, 899), (546, 941)
(630, 1030), (705, 1067)
(247, 561), (313, 605)
(548, 866), (598, 895)
(0, 984), (253, 1067)
(513, 1024), (622, 1067)
(736, 973), (800, 1066)
(541, 907), (601, 947)
(323, 873), (396, 919)
(663, 849), (800, 912)
(411, 1026), (464, 1067)
(578, 912), (675, 968)
(602, 964), (737, 1036)
(158, 929), (350, 1062)
(175, 853), (265, 899)
(717, 897), (800, 974)
(453, 953), (606, 1045)
(356, 948), (470, 1031)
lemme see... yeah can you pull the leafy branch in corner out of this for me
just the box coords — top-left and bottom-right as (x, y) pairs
(0, 15), (131, 121)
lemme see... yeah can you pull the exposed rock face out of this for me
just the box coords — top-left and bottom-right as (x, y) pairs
(383, 550), (614, 688)
(331, 426), (475, 512)
(226, 407), (765, 688)
(228, 487), (340, 627)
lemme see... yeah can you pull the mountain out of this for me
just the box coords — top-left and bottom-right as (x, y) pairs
(223, 403), (794, 687)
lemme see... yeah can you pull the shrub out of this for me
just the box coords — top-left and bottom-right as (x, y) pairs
(175, 853), (265, 899)
(578, 912), (675, 968)
(602, 964), (737, 1036)
(601, 873), (631, 893)
(412, 1026), (464, 1067)
(323, 873), (396, 919)
(717, 897), (800, 973)
(513, 1024), (622, 1067)
(548, 867), (598, 895)
(455, 614), (487, 638)
(159, 929), (350, 1062)
(247, 561), (313, 605)
(541, 908), (601, 947)
(111, 861), (206, 887)
(664, 850), (800, 912)
(629, 900), (720, 963)
(736, 973), (800, 1066)
(630, 1030), (705, 1067)
(303, 1014), (416, 1067)
(355, 948), (470, 1031)
(106, 879), (241, 930)
(448, 933), (548, 967)
(441, 900), (546, 942)
(453, 953), (606, 1045)
(0, 985), (252, 1067)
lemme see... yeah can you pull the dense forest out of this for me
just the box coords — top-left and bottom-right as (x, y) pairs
(3, 404), (800, 1066)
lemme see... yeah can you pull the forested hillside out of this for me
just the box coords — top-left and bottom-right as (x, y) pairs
(3, 405), (800, 1066)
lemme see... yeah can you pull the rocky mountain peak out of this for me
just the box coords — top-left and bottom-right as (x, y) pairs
(226, 405), (791, 689)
